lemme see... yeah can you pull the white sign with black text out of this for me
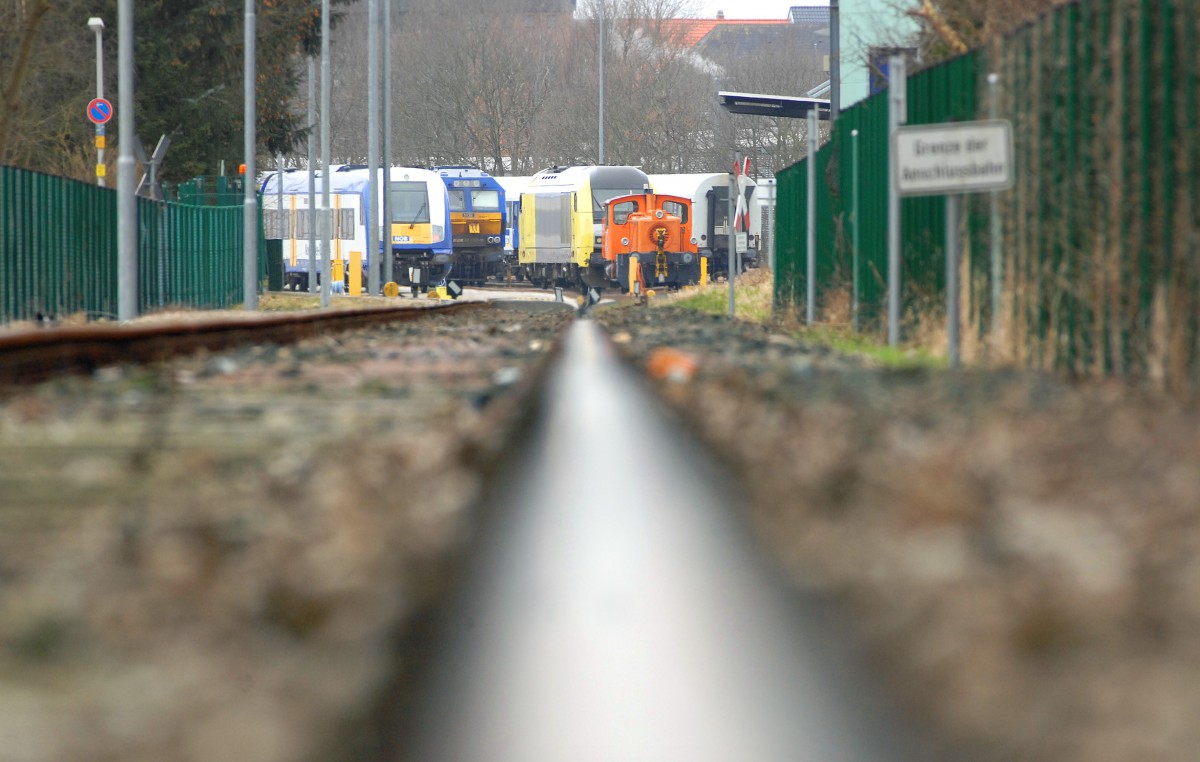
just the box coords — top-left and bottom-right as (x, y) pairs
(893, 120), (1013, 196)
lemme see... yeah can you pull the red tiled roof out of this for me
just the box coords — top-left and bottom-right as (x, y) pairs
(657, 18), (790, 49)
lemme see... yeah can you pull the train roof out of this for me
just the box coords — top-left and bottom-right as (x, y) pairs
(649, 173), (757, 198)
(526, 165), (649, 192)
(259, 164), (416, 195)
(494, 175), (534, 195)
(433, 165), (493, 180)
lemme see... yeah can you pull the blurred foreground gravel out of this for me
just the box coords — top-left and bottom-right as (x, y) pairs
(596, 303), (1200, 762)
(0, 303), (572, 762)
(5, 294), (1199, 762)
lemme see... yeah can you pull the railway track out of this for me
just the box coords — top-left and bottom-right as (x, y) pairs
(0, 301), (490, 386)
(8, 296), (1190, 761)
(0, 301), (920, 761)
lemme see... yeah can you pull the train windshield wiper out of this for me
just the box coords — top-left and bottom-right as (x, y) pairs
(409, 200), (428, 226)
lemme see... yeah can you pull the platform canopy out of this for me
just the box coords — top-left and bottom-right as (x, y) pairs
(718, 91), (831, 121)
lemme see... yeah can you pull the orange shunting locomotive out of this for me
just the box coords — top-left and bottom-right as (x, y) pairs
(602, 191), (701, 293)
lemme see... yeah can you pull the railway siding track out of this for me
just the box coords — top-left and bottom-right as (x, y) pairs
(0, 302), (492, 386)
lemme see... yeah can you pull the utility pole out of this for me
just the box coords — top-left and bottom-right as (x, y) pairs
(117, 0), (136, 321)
(243, 0), (258, 311)
(599, 0), (605, 164)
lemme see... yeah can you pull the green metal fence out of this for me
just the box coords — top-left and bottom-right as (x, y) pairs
(777, 0), (1200, 390)
(777, 50), (982, 328)
(2, 166), (262, 324)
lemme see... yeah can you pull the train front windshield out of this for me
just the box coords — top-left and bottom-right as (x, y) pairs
(471, 190), (501, 212)
(391, 182), (430, 223)
(447, 189), (500, 214)
(593, 187), (644, 224)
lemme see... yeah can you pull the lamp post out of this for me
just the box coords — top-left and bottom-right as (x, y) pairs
(87, 17), (105, 187)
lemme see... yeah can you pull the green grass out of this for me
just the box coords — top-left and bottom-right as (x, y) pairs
(667, 275), (774, 324)
(666, 276), (946, 370)
(802, 325), (945, 369)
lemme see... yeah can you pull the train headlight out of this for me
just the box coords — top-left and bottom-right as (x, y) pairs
(432, 225), (444, 239)
(621, 237), (630, 246)
(690, 237), (698, 245)
(655, 210), (664, 219)
(683, 253), (694, 264)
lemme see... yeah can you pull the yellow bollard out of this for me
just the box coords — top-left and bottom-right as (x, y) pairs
(700, 255), (708, 287)
(336, 253), (350, 295)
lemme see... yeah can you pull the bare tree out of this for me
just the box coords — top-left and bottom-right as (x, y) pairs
(1, 0), (91, 172)
(328, 0), (830, 176)
(898, 0), (1066, 60)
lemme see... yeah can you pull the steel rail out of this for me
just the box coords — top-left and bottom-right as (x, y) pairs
(0, 302), (489, 386)
(401, 318), (925, 761)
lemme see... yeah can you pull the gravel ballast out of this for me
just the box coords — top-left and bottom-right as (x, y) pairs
(596, 303), (1200, 762)
(0, 303), (572, 762)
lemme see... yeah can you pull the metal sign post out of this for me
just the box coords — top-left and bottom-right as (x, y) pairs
(886, 54), (906, 348)
(893, 119), (1014, 368)
(86, 97), (112, 187)
(945, 194), (961, 367)
(806, 108), (818, 326)
(851, 128), (860, 332)
(988, 72), (1002, 344)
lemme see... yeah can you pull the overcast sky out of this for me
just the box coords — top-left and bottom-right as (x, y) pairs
(688, 0), (827, 20)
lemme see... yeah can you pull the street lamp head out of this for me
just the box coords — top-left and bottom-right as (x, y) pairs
(88, 17), (104, 33)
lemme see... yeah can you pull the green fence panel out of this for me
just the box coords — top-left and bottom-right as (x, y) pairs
(2, 166), (257, 324)
(1, 166), (119, 321)
(776, 51), (981, 331)
(776, 0), (1200, 390)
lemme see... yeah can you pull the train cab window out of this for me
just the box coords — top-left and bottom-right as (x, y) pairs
(662, 200), (688, 224)
(612, 199), (640, 225)
(593, 188), (639, 224)
(391, 181), (430, 224)
(471, 190), (500, 211)
(448, 190), (466, 212)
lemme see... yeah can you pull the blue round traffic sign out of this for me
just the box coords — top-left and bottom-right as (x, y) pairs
(87, 97), (113, 125)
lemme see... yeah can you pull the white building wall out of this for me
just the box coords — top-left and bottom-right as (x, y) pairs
(837, 0), (919, 108)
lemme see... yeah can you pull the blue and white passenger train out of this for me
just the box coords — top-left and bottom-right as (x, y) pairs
(260, 166), (452, 293)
